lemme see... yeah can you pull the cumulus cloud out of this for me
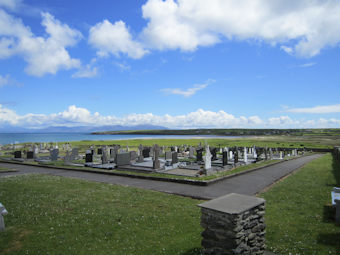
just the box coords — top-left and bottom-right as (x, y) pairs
(0, 10), (82, 76)
(139, 0), (340, 57)
(286, 104), (340, 114)
(161, 79), (213, 97)
(1, 104), (340, 129)
(89, 20), (148, 59)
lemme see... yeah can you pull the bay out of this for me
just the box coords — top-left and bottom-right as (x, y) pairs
(0, 133), (239, 145)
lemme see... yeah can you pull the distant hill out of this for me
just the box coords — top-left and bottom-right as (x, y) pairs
(0, 124), (167, 133)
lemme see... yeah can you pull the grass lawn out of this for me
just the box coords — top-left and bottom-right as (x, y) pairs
(0, 167), (17, 173)
(260, 153), (340, 254)
(0, 174), (203, 255)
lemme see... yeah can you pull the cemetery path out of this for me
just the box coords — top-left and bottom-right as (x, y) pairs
(0, 154), (321, 200)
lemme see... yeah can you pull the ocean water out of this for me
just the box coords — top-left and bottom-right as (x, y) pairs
(0, 133), (238, 145)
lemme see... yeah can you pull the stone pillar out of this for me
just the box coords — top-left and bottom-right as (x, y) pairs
(198, 193), (266, 255)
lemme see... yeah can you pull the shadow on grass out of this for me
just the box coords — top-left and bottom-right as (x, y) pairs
(323, 205), (336, 223)
(181, 247), (202, 255)
(317, 233), (340, 254)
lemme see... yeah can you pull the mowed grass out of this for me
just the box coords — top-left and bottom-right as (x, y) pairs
(0, 175), (203, 255)
(260, 153), (340, 254)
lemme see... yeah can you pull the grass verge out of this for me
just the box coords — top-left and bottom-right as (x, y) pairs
(0, 167), (17, 173)
(0, 174), (203, 255)
(259, 153), (340, 254)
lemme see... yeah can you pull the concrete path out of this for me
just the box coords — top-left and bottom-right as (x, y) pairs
(0, 154), (321, 200)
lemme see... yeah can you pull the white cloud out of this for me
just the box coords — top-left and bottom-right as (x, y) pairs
(161, 79), (213, 97)
(1, 104), (340, 129)
(0, 10), (82, 76)
(115, 62), (131, 72)
(0, 0), (22, 11)
(286, 104), (340, 114)
(72, 65), (98, 78)
(140, 0), (340, 57)
(299, 62), (316, 68)
(89, 20), (148, 59)
(0, 74), (9, 87)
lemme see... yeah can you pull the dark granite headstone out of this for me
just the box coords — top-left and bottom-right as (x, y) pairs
(117, 153), (131, 166)
(222, 151), (228, 166)
(196, 148), (203, 161)
(14, 151), (21, 158)
(210, 147), (217, 161)
(142, 148), (150, 158)
(85, 153), (93, 163)
(27, 151), (34, 159)
(97, 148), (102, 155)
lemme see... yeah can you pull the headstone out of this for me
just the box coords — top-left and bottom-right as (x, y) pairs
(70, 148), (79, 160)
(14, 151), (22, 158)
(97, 148), (102, 155)
(279, 151), (283, 159)
(130, 151), (138, 161)
(196, 148), (203, 162)
(165, 151), (172, 160)
(85, 153), (93, 163)
(204, 145), (212, 170)
(64, 150), (71, 163)
(222, 151), (228, 166)
(142, 148), (150, 158)
(116, 153), (131, 166)
(27, 151), (34, 159)
(210, 147), (217, 161)
(234, 150), (238, 163)
(229, 150), (233, 160)
(253, 145), (257, 158)
(189, 146), (195, 158)
(243, 147), (247, 163)
(171, 152), (178, 165)
(153, 144), (160, 169)
(101, 149), (108, 164)
(50, 149), (59, 161)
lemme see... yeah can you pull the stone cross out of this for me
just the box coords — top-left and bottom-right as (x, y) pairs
(138, 144), (144, 163)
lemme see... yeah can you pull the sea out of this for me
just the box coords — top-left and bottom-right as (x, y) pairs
(0, 133), (238, 145)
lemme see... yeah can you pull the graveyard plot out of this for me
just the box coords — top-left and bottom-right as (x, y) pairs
(259, 153), (340, 254)
(0, 141), (311, 184)
(0, 174), (203, 255)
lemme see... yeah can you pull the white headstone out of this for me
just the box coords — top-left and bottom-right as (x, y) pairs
(204, 145), (212, 170)
(243, 147), (248, 163)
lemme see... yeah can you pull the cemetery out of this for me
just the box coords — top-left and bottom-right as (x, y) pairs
(0, 140), (307, 181)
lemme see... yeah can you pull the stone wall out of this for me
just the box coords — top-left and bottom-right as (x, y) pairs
(199, 193), (266, 255)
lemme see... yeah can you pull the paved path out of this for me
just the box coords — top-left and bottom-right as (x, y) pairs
(0, 154), (321, 200)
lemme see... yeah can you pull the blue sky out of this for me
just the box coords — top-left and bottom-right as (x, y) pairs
(0, 0), (340, 129)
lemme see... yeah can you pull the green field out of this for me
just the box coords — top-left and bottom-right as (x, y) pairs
(0, 175), (202, 255)
(1, 153), (339, 254)
(260, 153), (340, 254)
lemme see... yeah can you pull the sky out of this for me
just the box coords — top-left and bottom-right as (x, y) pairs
(0, 0), (340, 129)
